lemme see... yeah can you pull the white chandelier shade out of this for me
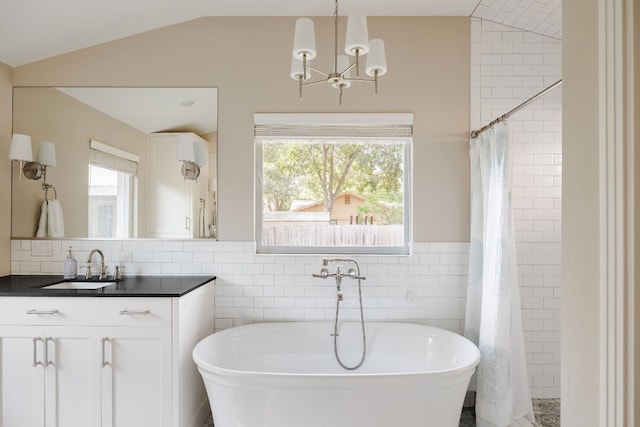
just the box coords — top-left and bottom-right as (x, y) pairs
(289, 0), (387, 105)
(366, 39), (387, 77)
(290, 57), (312, 80)
(333, 55), (352, 89)
(292, 18), (317, 61)
(344, 14), (369, 56)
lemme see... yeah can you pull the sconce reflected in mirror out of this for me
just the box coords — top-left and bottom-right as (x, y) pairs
(9, 133), (33, 180)
(24, 141), (56, 182)
(176, 133), (206, 181)
(9, 133), (56, 187)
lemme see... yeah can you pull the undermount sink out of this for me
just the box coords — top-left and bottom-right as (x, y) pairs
(42, 281), (116, 290)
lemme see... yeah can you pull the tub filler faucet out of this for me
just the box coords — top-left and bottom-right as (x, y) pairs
(312, 258), (366, 300)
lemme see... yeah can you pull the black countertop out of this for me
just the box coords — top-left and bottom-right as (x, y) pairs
(0, 275), (216, 297)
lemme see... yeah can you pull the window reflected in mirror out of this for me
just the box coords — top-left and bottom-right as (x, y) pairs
(88, 165), (137, 238)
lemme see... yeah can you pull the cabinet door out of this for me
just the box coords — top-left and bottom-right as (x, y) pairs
(101, 327), (172, 427)
(147, 133), (210, 239)
(43, 327), (102, 427)
(147, 134), (194, 238)
(0, 326), (46, 427)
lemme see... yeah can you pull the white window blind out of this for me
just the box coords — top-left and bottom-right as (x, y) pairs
(254, 113), (413, 139)
(89, 139), (139, 176)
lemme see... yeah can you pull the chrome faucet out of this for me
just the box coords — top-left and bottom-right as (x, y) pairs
(312, 258), (366, 301)
(87, 249), (107, 280)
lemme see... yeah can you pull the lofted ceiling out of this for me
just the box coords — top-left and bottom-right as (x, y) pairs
(56, 87), (218, 135)
(1, 0), (561, 68)
(4, 0), (561, 135)
(472, 0), (562, 40)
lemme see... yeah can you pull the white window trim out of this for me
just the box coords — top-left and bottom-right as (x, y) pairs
(255, 113), (413, 255)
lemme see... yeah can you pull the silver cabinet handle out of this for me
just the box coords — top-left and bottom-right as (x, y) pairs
(101, 337), (110, 367)
(32, 337), (42, 367)
(44, 337), (54, 367)
(118, 310), (150, 316)
(26, 309), (59, 315)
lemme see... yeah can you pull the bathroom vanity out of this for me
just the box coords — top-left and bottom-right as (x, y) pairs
(0, 275), (215, 427)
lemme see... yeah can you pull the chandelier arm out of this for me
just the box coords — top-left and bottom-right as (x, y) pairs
(344, 77), (375, 83)
(340, 61), (357, 75)
(301, 79), (329, 87)
(374, 70), (379, 94)
(306, 65), (330, 77)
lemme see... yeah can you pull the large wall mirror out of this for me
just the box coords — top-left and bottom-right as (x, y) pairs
(11, 87), (218, 240)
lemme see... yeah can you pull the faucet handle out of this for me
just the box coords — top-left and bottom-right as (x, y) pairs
(346, 268), (366, 280)
(81, 265), (92, 280)
(312, 267), (330, 279)
(112, 266), (122, 281)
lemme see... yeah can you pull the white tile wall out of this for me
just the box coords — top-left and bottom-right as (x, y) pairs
(471, 17), (562, 398)
(11, 239), (469, 335)
(472, 0), (562, 40)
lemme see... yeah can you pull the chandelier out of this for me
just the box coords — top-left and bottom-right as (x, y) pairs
(290, 0), (387, 105)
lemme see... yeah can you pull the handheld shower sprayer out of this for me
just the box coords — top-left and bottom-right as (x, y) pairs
(311, 257), (367, 370)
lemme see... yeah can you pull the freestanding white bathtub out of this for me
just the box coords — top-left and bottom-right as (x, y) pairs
(193, 322), (480, 427)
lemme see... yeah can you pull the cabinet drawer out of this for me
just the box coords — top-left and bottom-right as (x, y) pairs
(0, 297), (101, 325)
(100, 298), (172, 326)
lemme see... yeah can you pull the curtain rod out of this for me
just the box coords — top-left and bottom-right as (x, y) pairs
(470, 79), (563, 139)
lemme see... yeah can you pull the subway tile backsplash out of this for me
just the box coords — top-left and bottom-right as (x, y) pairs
(11, 239), (469, 332)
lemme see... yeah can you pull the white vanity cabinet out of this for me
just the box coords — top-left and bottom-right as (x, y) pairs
(0, 282), (214, 427)
(0, 299), (103, 427)
(147, 132), (210, 239)
(0, 325), (101, 427)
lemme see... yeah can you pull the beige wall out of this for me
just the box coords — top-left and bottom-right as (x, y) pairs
(635, 0), (640, 417)
(11, 88), (148, 237)
(12, 16), (470, 242)
(562, 0), (601, 424)
(0, 62), (12, 274)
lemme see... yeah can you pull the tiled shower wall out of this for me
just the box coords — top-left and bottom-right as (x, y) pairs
(471, 18), (562, 398)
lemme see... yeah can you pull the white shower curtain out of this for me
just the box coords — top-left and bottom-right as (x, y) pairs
(464, 122), (537, 427)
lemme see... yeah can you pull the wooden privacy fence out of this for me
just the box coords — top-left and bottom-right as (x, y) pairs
(262, 224), (404, 246)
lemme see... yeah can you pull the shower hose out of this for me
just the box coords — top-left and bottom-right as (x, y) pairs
(332, 259), (367, 370)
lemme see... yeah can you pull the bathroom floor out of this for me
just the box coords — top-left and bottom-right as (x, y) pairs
(204, 398), (560, 426)
(459, 399), (560, 427)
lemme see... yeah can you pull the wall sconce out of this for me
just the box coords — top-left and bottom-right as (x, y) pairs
(9, 133), (33, 180)
(176, 134), (206, 181)
(9, 134), (57, 188)
(23, 141), (57, 187)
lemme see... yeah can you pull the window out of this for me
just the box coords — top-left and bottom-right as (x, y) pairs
(255, 113), (412, 255)
(88, 140), (138, 238)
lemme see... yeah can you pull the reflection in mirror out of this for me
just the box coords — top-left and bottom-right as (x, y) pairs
(11, 87), (218, 240)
